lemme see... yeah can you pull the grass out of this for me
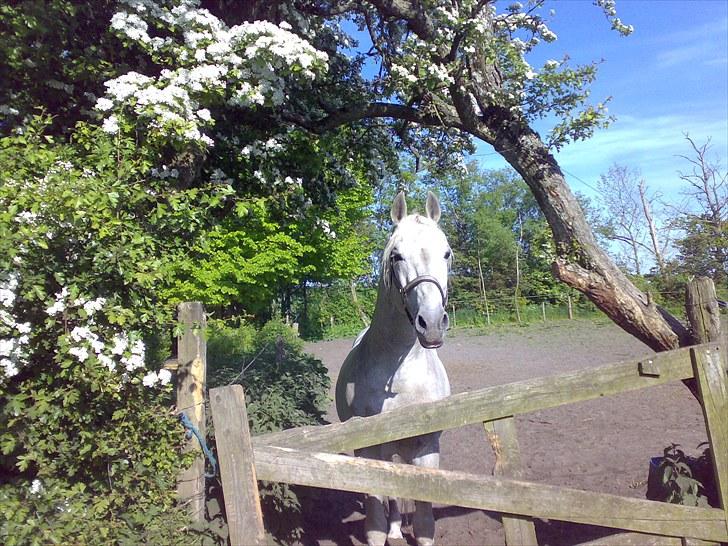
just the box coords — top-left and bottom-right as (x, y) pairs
(449, 303), (604, 331)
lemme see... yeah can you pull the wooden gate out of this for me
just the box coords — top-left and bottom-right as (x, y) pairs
(210, 340), (728, 546)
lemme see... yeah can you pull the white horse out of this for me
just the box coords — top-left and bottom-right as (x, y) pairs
(336, 191), (452, 546)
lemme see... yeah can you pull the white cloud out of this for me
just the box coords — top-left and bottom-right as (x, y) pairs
(653, 17), (727, 69)
(555, 113), (727, 201)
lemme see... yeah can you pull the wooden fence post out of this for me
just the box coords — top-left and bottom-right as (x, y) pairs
(686, 277), (722, 345)
(691, 346), (728, 531)
(210, 385), (265, 546)
(484, 417), (538, 545)
(176, 302), (207, 521)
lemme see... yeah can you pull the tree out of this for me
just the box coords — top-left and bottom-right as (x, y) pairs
(8, 1), (693, 350)
(0, 117), (225, 543)
(408, 162), (568, 308)
(595, 164), (670, 277)
(264, 0), (687, 350)
(673, 136), (728, 284)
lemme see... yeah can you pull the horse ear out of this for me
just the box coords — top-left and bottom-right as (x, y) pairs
(425, 191), (441, 223)
(391, 191), (407, 224)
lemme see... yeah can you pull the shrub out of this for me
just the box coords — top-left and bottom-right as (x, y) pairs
(207, 319), (331, 542)
(0, 118), (222, 543)
(297, 283), (376, 340)
(646, 444), (715, 507)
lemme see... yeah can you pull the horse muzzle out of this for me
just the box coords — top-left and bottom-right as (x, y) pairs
(414, 309), (449, 349)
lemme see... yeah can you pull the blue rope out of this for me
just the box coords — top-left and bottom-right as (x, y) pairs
(179, 411), (218, 478)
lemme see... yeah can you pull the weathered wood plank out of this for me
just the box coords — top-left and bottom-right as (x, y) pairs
(176, 301), (207, 521)
(252, 445), (728, 542)
(484, 417), (537, 545)
(577, 531), (683, 545)
(210, 385), (265, 546)
(691, 346), (728, 529)
(253, 345), (704, 453)
(686, 278), (722, 344)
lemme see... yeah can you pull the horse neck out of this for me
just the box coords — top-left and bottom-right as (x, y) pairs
(367, 277), (418, 352)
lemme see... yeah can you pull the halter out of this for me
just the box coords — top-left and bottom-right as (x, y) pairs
(389, 255), (448, 325)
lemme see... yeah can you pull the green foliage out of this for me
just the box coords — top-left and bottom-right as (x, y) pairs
(646, 444), (714, 507)
(0, 1), (142, 135)
(0, 117), (227, 542)
(297, 284), (377, 340)
(207, 320), (330, 434)
(0, 476), (218, 546)
(206, 319), (331, 542)
(674, 215), (728, 284)
(412, 163), (571, 304)
(167, 181), (375, 317)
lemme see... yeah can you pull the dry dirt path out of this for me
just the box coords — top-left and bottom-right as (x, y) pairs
(294, 318), (707, 546)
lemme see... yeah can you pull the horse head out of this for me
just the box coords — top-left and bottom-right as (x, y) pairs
(385, 191), (452, 348)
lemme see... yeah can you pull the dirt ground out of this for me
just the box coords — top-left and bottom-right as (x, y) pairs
(292, 318), (709, 546)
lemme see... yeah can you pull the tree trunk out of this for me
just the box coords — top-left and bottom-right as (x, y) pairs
(639, 180), (665, 276)
(350, 280), (370, 328)
(482, 115), (691, 351)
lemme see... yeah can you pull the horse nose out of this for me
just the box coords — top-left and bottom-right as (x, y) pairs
(415, 310), (449, 337)
(417, 314), (428, 331)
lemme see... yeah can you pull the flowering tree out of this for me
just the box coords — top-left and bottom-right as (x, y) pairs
(90, 0), (691, 350)
(0, 3), (382, 538)
(0, 116), (232, 542)
(259, 0), (689, 351)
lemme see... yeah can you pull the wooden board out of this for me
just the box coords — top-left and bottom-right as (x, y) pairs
(252, 445), (728, 542)
(691, 346), (728, 528)
(176, 301), (207, 521)
(210, 385), (265, 546)
(484, 417), (537, 545)
(254, 345), (703, 453)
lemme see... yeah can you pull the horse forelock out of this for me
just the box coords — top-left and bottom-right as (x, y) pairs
(381, 214), (446, 288)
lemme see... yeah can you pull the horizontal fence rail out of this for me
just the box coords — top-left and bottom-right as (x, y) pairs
(252, 445), (728, 542)
(215, 341), (727, 545)
(252, 344), (714, 453)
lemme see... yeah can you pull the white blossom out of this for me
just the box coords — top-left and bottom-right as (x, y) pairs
(45, 300), (65, 315)
(69, 346), (90, 363)
(102, 115), (120, 134)
(95, 97), (115, 111)
(71, 326), (93, 343)
(158, 368), (172, 385)
(83, 297), (106, 316)
(16, 322), (31, 335)
(98, 353), (116, 371)
(111, 334), (129, 355)
(0, 339), (13, 357)
(98, 4), (328, 149)
(30, 479), (43, 494)
(1, 358), (19, 378)
(142, 370), (158, 387)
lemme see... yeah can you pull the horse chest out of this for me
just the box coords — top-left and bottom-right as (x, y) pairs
(354, 352), (450, 416)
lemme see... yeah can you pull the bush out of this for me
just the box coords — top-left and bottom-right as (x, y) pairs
(646, 444), (716, 507)
(207, 319), (331, 542)
(0, 118), (223, 544)
(297, 283), (376, 340)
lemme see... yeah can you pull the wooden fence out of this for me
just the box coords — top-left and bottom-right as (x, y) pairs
(178, 278), (728, 545)
(212, 341), (727, 545)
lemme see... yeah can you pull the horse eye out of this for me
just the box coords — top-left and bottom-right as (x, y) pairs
(444, 250), (451, 260)
(392, 252), (404, 262)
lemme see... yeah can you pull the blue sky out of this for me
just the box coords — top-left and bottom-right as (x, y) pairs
(472, 0), (728, 204)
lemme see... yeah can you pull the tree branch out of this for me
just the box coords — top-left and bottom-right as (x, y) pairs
(283, 101), (464, 133)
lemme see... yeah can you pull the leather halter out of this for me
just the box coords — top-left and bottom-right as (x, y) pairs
(390, 255), (448, 325)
